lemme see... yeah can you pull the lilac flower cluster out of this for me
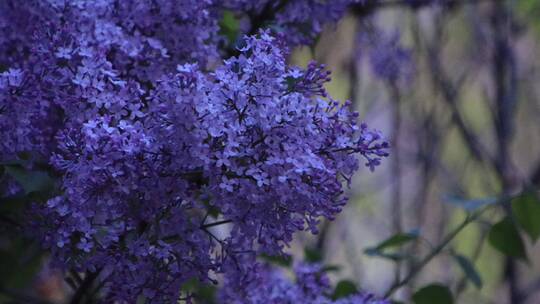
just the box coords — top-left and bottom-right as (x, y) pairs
(0, 1), (388, 302)
(358, 28), (414, 84)
(221, 263), (389, 304)
(0, 0), (220, 159)
(224, 0), (359, 45)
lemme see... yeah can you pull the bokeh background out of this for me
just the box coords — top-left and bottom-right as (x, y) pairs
(287, 1), (540, 303)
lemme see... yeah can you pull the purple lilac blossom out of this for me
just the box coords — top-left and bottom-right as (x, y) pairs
(221, 263), (389, 304)
(0, 0), (221, 159)
(0, 1), (389, 302)
(223, 0), (361, 45)
(358, 28), (414, 84)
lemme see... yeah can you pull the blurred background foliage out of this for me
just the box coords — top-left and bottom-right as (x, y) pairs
(285, 1), (540, 303)
(1, 0), (540, 303)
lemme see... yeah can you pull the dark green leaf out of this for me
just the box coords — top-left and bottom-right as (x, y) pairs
(332, 280), (358, 300)
(16, 151), (32, 161)
(259, 253), (292, 267)
(4, 165), (54, 194)
(444, 195), (497, 211)
(304, 247), (323, 263)
(488, 217), (528, 261)
(180, 278), (216, 304)
(285, 76), (298, 91)
(412, 284), (453, 304)
(452, 254), (482, 289)
(180, 277), (199, 292)
(219, 10), (239, 44)
(0, 158), (28, 166)
(372, 230), (419, 250)
(0, 239), (43, 289)
(512, 191), (540, 242)
(136, 295), (147, 304)
(373, 232), (417, 251)
(194, 284), (217, 304)
(201, 198), (221, 218)
(363, 249), (410, 261)
(321, 264), (341, 273)
(0, 193), (31, 213)
(517, 0), (540, 34)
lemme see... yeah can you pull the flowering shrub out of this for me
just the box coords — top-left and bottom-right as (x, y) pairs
(0, 0), (390, 303)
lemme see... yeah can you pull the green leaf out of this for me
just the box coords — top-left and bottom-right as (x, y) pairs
(202, 201), (221, 218)
(364, 231), (419, 261)
(332, 280), (358, 300)
(488, 217), (528, 261)
(285, 76), (299, 91)
(368, 231), (419, 251)
(259, 253), (292, 267)
(452, 254), (482, 289)
(304, 247), (323, 263)
(219, 10), (239, 44)
(517, 0), (540, 34)
(4, 165), (54, 194)
(363, 249), (410, 261)
(180, 278), (216, 304)
(0, 158), (28, 166)
(364, 231), (419, 255)
(194, 284), (217, 304)
(444, 195), (497, 211)
(321, 264), (341, 273)
(412, 284), (453, 304)
(0, 193), (31, 213)
(511, 191), (540, 242)
(180, 277), (199, 292)
(0, 239), (43, 289)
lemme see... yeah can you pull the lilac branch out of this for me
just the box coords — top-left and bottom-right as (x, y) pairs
(200, 219), (233, 229)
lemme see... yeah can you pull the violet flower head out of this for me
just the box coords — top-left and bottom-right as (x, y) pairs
(224, 0), (359, 45)
(0, 0), (389, 300)
(221, 262), (389, 303)
(359, 28), (414, 84)
(10, 30), (388, 302)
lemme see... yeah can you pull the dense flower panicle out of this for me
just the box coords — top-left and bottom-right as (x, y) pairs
(0, 1), (389, 302)
(0, 0), (363, 158)
(224, 0), (359, 45)
(221, 263), (389, 304)
(0, 0), (220, 159)
(28, 33), (387, 301)
(273, 0), (357, 45)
